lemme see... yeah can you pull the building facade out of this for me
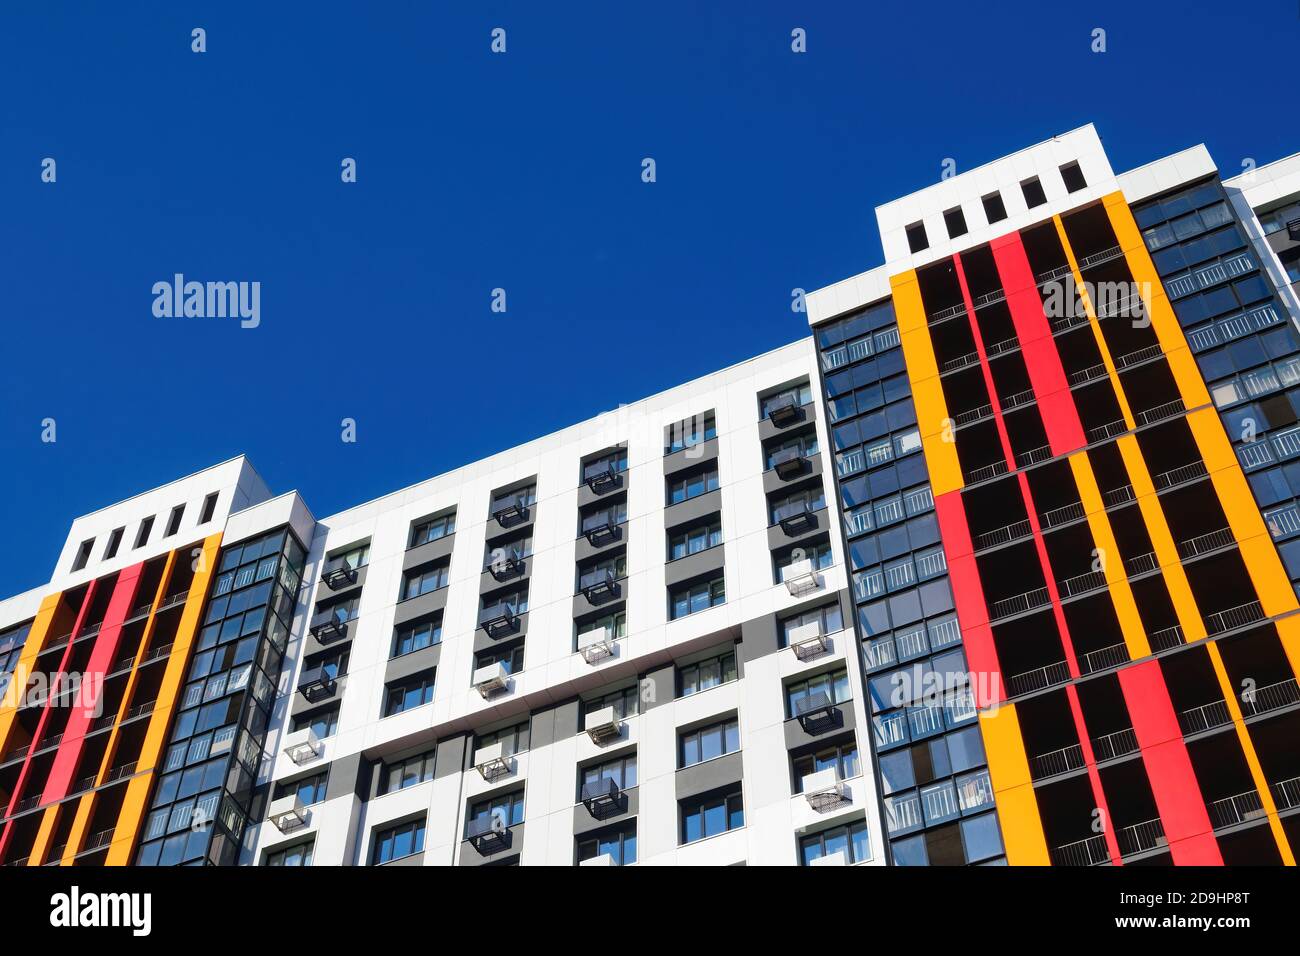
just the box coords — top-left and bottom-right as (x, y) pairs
(2, 124), (1299, 866)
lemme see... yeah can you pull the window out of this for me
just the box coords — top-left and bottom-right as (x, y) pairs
(134, 516), (154, 549)
(475, 640), (525, 675)
(273, 771), (328, 806)
(1059, 161), (1087, 193)
(982, 192), (1007, 224)
(372, 818), (426, 864)
(71, 538), (94, 572)
(307, 647), (349, 681)
(410, 511), (456, 547)
(793, 740), (861, 790)
(665, 411), (717, 454)
(265, 841), (314, 866)
(579, 753), (638, 797)
(402, 561), (448, 600)
(578, 552), (627, 588)
(481, 586), (528, 617)
(760, 383), (812, 418)
(292, 705), (339, 740)
(577, 610), (626, 645)
(679, 718), (740, 768)
(580, 500), (628, 535)
(678, 651), (737, 697)
(775, 540), (834, 581)
(200, 492), (219, 524)
(779, 602), (843, 646)
(484, 533), (532, 570)
(905, 221), (928, 254)
(786, 668), (850, 718)
(491, 484), (537, 514)
(668, 520), (722, 560)
(582, 448), (628, 481)
(475, 720), (530, 757)
(769, 486), (825, 524)
(943, 206), (968, 239)
(801, 821), (870, 865)
(680, 787), (744, 844)
(577, 824), (637, 865)
(103, 527), (124, 560)
(382, 670), (435, 717)
(327, 542), (370, 572)
(165, 504), (185, 537)
(765, 432), (819, 469)
(667, 467), (719, 505)
(582, 685), (638, 722)
(1020, 176), (1047, 208)
(317, 595), (360, 626)
(467, 791), (525, 835)
(670, 575), (725, 619)
(380, 749), (436, 794)
(392, 615), (442, 657)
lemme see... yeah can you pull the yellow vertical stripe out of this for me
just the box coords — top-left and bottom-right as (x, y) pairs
(891, 270), (964, 496)
(106, 535), (221, 865)
(1068, 452), (1152, 658)
(980, 703), (1050, 865)
(1103, 193), (1211, 411)
(26, 805), (61, 866)
(0, 593), (62, 756)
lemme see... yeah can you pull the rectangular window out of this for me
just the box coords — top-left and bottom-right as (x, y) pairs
(466, 791), (525, 835)
(410, 511), (456, 547)
(1059, 161), (1087, 193)
(372, 818), (426, 864)
(392, 614), (442, 657)
(679, 718), (740, 767)
(577, 824), (637, 865)
(579, 754), (638, 798)
(667, 467), (719, 505)
(200, 492), (219, 524)
(943, 206), (968, 239)
(576, 610), (627, 646)
(800, 820), (870, 865)
(265, 841), (314, 866)
(580, 500), (628, 536)
(905, 222), (928, 254)
(665, 411), (717, 454)
(402, 561), (449, 600)
(475, 639), (525, 675)
(1020, 176), (1047, 208)
(982, 192), (1007, 223)
(765, 432), (819, 469)
(775, 540), (834, 582)
(786, 668), (851, 718)
(134, 516), (155, 549)
(759, 382), (813, 418)
(769, 486), (826, 524)
(165, 504), (185, 537)
(71, 538), (94, 572)
(680, 786), (744, 844)
(291, 705), (339, 740)
(779, 602), (843, 646)
(581, 684), (638, 722)
(669, 575), (725, 619)
(792, 740), (860, 792)
(382, 670), (435, 717)
(677, 650), (737, 697)
(103, 527), (124, 560)
(668, 520), (722, 560)
(475, 720), (531, 757)
(273, 770), (329, 806)
(380, 749), (436, 794)
(582, 448), (628, 481)
(326, 542), (370, 573)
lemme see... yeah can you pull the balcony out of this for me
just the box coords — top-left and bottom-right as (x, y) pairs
(580, 777), (624, 820)
(478, 602), (519, 638)
(283, 727), (323, 765)
(1239, 677), (1300, 717)
(1029, 743), (1085, 781)
(1272, 774), (1300, 811)
(1051, 833), (1109, 867)
(472, 661), (510, 699)
(766, 395), (804, 427)
(466, 813), (511, 854)
(1204, 600), (1265, 636)
(781, 559), (822, 598)
(1004, 660), (1071, 698)
(582, 517), (620, 547)
(775, 501), (818, 536)
(771, 447), (809, 480)
(579, 568), (619, 604)
(794, 691), (839, 735)
(786, 620), (830, 661)
(584, 705), (622, 745)
(1148, 624), (1185, 653)
(1077, 244), (1124, 271)
(267, 793), (309, 833)
(473, 742), (513, 783)
(577, 626), (615, 665)
(321, 562), (357, 591)
(1016, 444), (1053, 468)
(988, 586), (1051, 621)
(1091, 727), (1139, 762)
(801, 768), (846, 813)
(1116, 818), (1167, 857)
(1077, 642), (1129, 676)
(491, 496), (530, 527)
(964, 459), (1008, 485)
(309, 617), (348, 645)
(1178, 698), (1233, 736)
(486, 550), (526, 582)
(583, 464), (621, 494)
(1208, 789), (1267, 830)
(297, 665), (337, 703)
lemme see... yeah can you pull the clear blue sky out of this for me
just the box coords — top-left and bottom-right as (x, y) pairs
(1, 2), (1296, 594)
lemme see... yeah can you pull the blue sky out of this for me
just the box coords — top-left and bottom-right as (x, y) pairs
(1, 2), (1297, 594)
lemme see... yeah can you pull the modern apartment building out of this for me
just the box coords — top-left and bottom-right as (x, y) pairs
(1, 124), (1299, 867)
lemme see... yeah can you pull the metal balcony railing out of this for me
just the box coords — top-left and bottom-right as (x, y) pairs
(1087, 418), (1128, 443)
(1239, 677), (1300, 717)
(1204, 601), (1265, 635)
(1058, 568), (1108, 599)
(1124, 551), (1158, 577)
(1077, 642), (1130, 675)
(985, 336), (1020, 359)
(1147, 624), (1185, 652)
(971, 288), (1006, 310)
(1271, 774), (1300, 811)
(1113, 343), (1164, 370)
(1036, 263), (1073, 286)
(964, 460), (1008, 485)
(1177, 527), (1235, 560)
(952, 403), (993, 428)
(1039, 500), (1086, 530)
(1029, 743), (1085, 781)
(1091, 727), (1139, 762)
(1117, 818), (1166, 856)
(1101, 484), (1136, 508)
(1052, 833), (1110, 867)
(1208, 789), (1266, 830)
(1049, 312), (1090, 335)
(1077, 245), (1124, 270)
(1000, 388), (1037, 411)
(989, 587), (1051, 621)
(1004, 659), (1071, 697)
(973, 518), (1033, 552)
(1136, 400), (1184, 426)
(940, 351), (981, 374)
(1016, 445), (1054, 468)
(1096, 293), (1147, 321)
(1069, 362), (1108, 387)
(1178, 698), (1233, 735)
(928, 301), (967, 325)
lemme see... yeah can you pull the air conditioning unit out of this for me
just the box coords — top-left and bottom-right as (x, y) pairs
(782, 559), (822, 597)
(472, 661), (511, 698)
(577, 626), (615, 664)
(583, 705), (622, 744)
(282, 727), (322, 765)
(801, 768), (846, 813)
(810, 849), (849, 866)
(787, 620), (830, 660)
(267, 793), (308, 833)
(579, 853), (616, 867)
(473, 741), (513, 782)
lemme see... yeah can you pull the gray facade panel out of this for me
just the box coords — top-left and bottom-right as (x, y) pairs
(663, 438), (719, 477)
(663, 489), (723, 530)
(434, 734), (469, 780)
(383, 643), (442, 685)
(765, 506), (829, 550)
(664, 547), (726, 589)
(392, 587), (450, 627)
(674, 751), (744, 800)
(782, 698), (857, 750)
(401, 534), (456, 572)
(572, 788), (638, 837)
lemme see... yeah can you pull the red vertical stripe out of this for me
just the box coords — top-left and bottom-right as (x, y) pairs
(990, 233), (1086, 455)
(1117, 661), (1223, 865)
(952, 254), (1016, 469)
(935, 491), (1003, 707)
(40, 564), (144, 803)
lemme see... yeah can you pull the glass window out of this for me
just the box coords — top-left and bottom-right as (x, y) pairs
(291, 705), (339, 740)
(382, 671), (435, 717)
(576, 824), (637, 865)
(669, 575), (726, 619)
(667, 468), (720, 505)
(265, 841), (314, 866)
(668, 520), (723, 560)
(786, 668), (851, 717)
(680, 787), (744, 844)
(475, 720), (531, 757)
(792, 740), (860, 790)
(467, 791), (526, 834)
(372, 818), (426, 864)
(274, 771), (329, 806)
(666, 411), (717, 453)
(579, 754), (638, 796)
(800, 820), (871, 865)
(679, 718), (741, 767)
(678, 650), (738, 697)
(380, 749), (436, 794)
(779, 601), (843, 645)
(392, 615), (442, 657)
(410, 512), (456, 547)
(581, 684), (638, 721)
(402, 562), (449, 600)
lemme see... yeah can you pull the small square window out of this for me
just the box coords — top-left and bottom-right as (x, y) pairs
(1020, 177), (1047, 208)
(905, 222), (929, 254)
(942, 207), (968, 239)
(981, 192), (1007, 224)
(200, 492), (219, 524)
(1059, 161), (1087, 193)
